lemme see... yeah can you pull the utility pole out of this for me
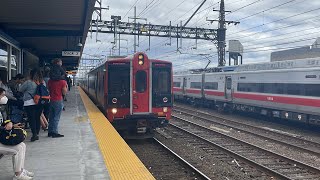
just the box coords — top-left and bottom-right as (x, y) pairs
(94, 0), (109, 21)
(92, 0), (109, 41)
(119, 33), (121, 55)
(111, 15), (121, 53)
(128, 6), (147, 53)
(207, 0), (239, 66)
(134, 6), (137, 53)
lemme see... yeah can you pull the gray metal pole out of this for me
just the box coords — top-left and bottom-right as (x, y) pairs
(134, 6), (137, 53)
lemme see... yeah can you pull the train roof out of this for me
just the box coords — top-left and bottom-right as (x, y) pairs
(86, 53), (171, 74)
(106, 56), (172, 64)
(178, 57), (320, 75)
(235, 57), (320, 72)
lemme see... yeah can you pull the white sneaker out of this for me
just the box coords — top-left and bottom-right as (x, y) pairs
(23, 169), (34, 177)
(13, 172), (33, 180)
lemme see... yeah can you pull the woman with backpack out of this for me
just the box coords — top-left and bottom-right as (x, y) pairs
(19, 69), (44, 142)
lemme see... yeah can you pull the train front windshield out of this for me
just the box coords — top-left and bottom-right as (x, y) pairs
(108, 63), (130, 107)
(152, 63), (172, 107)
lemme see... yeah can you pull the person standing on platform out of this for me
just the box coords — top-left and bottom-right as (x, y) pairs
(49, 58), (65, 81)
(48, 59), (68, 138)
(42, 67), (51, 122)
(67, 76), (72, 91)
(19, 69), (44, 142)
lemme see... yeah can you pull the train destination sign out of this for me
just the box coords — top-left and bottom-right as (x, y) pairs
(62, 51), (81, 57)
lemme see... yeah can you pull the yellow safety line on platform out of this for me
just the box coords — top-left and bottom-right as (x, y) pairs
(78, 87), (155, 180)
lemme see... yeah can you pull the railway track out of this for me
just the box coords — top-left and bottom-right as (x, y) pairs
(174, 105), (320, 157)
(170, 115), (320, 180)
(128, 138), (210, 180)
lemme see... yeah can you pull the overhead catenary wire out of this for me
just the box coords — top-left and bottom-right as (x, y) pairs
(138, 0), (159, 16)
(235, 0), (298, 22)
(229, 6), (320, 37)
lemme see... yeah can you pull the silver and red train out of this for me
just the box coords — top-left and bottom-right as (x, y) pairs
(81, 52), (172, 136)
(173, 58), (320, 126)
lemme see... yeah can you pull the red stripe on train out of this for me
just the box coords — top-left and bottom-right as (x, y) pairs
(204, 90), (225, 96)
(234, 93), (320, 107)
(186, 89), (201, 94)
(173, 87), (182, 92)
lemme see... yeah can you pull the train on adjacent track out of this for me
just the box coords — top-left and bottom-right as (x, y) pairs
(80, 52), (173, 137)
(173, 58), (320, 126)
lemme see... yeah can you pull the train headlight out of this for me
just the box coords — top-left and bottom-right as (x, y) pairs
(138, 54), (144, 65)
(111, 108), (117, 114)
(298, 115), (302, 120)
(285, 112), (289, 118)
(112, 98), (117, 104)
(163, 97), (168, 103)
(163, 107), (168, 113)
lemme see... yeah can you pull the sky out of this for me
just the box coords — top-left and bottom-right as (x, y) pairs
(82, 0), (320, 71)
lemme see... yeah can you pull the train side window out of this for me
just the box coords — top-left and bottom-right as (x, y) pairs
(264, 83), (273, 93)
(204, 82), (218, 90)
(287, 84), (301, 95)
(305, 84), (320, 97)
(136, 70), (147, 93)
(273, 83), (284, 94)
(173, 82), (181, 87)
(190, 82), (201, 89)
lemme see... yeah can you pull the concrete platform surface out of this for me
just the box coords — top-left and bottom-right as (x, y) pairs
(0, 87), (110, 180)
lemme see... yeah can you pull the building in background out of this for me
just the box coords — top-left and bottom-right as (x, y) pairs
(271, 37), (320, 62)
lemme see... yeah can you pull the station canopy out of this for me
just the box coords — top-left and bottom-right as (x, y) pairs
(0, 0), (95, 70)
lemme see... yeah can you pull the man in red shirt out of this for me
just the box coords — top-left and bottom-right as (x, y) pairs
(47, 60), (68, 138)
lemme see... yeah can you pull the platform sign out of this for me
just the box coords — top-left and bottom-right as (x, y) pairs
(62, 51), (80, 57)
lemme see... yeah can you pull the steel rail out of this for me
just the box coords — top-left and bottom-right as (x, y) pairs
(171, 115), (320, 180)
(174, 105), (320, 156)
(153, 138), (212, 180)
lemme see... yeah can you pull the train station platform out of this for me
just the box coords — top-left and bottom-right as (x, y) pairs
(0, 87), (154, 180)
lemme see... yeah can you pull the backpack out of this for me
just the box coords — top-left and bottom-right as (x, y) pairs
(34, 83), (50, 105)
(0, 128), (27, 145)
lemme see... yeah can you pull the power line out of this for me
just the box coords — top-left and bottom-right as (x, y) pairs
(172, 0), (204, 24)
(122, 0), (141, 20)
(229, 6), (320, 36)
(226, 0), (263, 15)
(228, 13), (320, 41)
(235, 0), (297, 21)
(139, 0), (163, 17)
(240, 27), (320, 46)
(138, 0), (159, 16)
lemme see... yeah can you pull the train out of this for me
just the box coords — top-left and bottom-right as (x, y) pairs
(80, 52), (173, 137)
(173, 58), (320, 126)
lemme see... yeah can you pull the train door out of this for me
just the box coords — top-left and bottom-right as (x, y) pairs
(182, 77), (187, 95)
(131, 54), (150, 114)
(225, 76), (232, 101)
(95, 72), (98, 99)
(201, 73), (205, 98)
